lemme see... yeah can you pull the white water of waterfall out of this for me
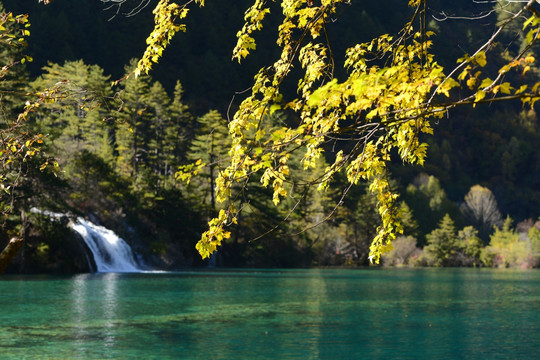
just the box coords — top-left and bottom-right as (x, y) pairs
(70, 218), (143, 273)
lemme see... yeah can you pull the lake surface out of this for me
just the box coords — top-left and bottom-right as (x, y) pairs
(1, 268), (539, 359)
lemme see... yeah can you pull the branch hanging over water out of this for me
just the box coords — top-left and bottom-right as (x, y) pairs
(0, 237), (24, 275)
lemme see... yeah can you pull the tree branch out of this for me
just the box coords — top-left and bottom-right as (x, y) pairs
(0, 237), (24, 275)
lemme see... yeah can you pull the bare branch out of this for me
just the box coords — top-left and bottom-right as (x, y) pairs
(101, 0), (153, 19)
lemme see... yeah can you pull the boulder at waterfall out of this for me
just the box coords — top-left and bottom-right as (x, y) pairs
(1, 215), (92, 274)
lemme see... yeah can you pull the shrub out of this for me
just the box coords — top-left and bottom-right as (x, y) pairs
(483, 217), (530, 268)
(382, 236), (419, 266)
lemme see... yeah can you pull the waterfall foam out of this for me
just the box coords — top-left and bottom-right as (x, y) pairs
(70, 218), (143, 273)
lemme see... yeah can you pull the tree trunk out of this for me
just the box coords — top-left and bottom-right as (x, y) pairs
(0, 237), (24, 275)
(19, 209), (29, 272)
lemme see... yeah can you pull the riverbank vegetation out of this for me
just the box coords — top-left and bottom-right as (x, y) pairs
(1, 0), (540, 272)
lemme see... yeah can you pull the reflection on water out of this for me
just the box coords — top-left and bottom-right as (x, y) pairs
(102, 273), (119, 349)
(70, 273), (119, 353)
(306, 270), (326, 359)
(71, 273), (89, 349)
(0, 269), (539, 359)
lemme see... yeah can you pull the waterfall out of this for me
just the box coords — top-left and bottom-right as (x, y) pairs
(30, 208), (145, 273)
(70, 218), (143, 273)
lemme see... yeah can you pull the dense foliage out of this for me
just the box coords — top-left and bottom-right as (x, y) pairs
(1, 0), (540, 272)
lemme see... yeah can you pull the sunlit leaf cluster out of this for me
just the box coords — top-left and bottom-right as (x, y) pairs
(135, 0), (205, 77)
(192, 0), (540, 263)
(39, 0), (540, 263)
(197, 0), (451, 263)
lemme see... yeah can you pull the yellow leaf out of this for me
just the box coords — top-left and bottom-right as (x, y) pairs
(474, 90), (486, 103)
(479, 77), (492, 88)
(474, 51), (487, 67)
(466, 77), (476, 89)
(500, 82), (512, 95)
(515, 84), (527, 95)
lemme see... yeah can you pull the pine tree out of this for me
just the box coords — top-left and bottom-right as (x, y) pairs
(187, 110), (230, 212)
(166, 80), (193, 168)
(146, 81), (170, 177)
(457, 226), (483, 266)
(404, 174), (457, 245)
(425, 214), (458, 266)
(114, 59), (152, 181)
(30, 60), (114, 167)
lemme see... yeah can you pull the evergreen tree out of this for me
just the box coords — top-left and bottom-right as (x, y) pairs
(279, 136), (338, 264)
(165, 80), (193, 177)
(30, 60), (114, 167)
(457, 226), (483, 266)
(187, 110), (230, 212)
(114, 59), (152, 181)
(145, 81), (171, 180)
(404, 173), (457, 244)
(424, 214), (458, 267)
(334, 186), (380, 264)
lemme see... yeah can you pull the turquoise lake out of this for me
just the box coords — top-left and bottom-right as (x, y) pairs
(1, 268), (539, 359)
